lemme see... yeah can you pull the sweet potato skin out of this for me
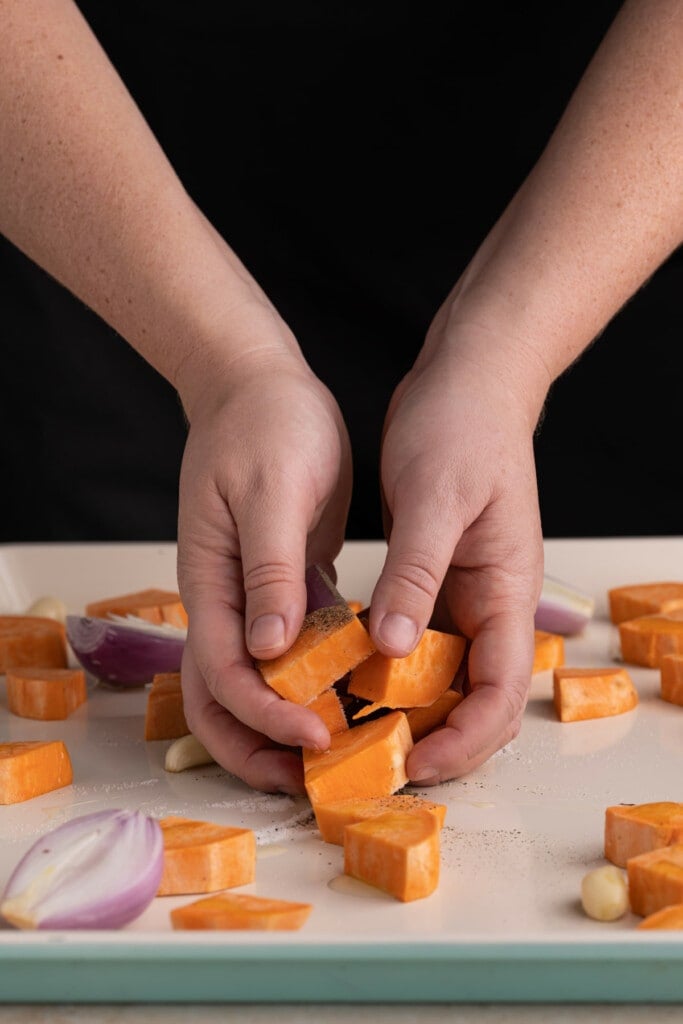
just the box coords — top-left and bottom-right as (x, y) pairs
(553, 666), (638, 722)
(605, 802), (683, 868)
(0, 740), (73, 804)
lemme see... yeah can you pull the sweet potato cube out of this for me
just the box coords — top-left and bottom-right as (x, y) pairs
(660, 654), (683, 707)
(314, 794), (447, 846)
(348, 628), (466, 708)
(157, 816), (256, 896)
(170, 893), (312, 931)
(257, 605), (375, 705)
(0, 616), (67, 672)
(306, 687), (348, 735)
(553, 666), (638, 722)
(0, 741), (73, 804)
(145, 672), (189, 740)
(403, 689), (463, 742)
(5, 667), (87, 721)
(619, 614), (683, 668)
(605, 802), (683, 867)
(637, 903), (683, 930)
(608, 582), (683, 625)
(532, 630), (565, 674)
(303, 709), (413, 805)
(85, 587), (187, 628)
(627, 844), (683, 917)
(344, 809), (440, 902)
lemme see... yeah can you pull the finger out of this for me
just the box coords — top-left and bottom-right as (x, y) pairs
(405, 607), (534, 783)
(181, 643), (307, 794)
(369, 482), (465, 657)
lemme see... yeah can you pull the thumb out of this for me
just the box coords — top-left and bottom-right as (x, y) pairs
(369, 486), (464, 657)
(237, 485), (310, 660)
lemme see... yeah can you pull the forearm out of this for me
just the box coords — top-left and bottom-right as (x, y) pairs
(0, 0), (300, 415)
(440, 0), (683, 408)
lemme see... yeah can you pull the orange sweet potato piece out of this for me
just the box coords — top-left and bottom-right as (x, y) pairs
(144, 672), (189, 740)
(605, 802), (683, 867)
(306, 687), (348, 735)
(344, 809), (440, 902)
(627, 844), (683, 917)
(403, 689), (463, 742)
(5, 667), (87, 721)
(553, 666), (638, 722)
(533, 630), (565, 674)
(314, 794), (447, 845)
(347, 628), (466, 708)
(170, 893), (312, 931)
(157, 816), (256, 896)
(303, 709), (413, 806)
(0, 616), (67, 671)
(637, 903), (683, 930)
(85, 588), (188, 628)
(0, 741), (73, 804)
(347, 600), (364, 614)
(608, 582), (683, 625)
(257, 605), (374, 705)
(619, 614), (683, 668)
(660, 654), (683, 707)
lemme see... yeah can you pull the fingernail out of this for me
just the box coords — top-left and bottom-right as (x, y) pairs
(411, 766), (439, 784)
(378, 612), (418, 654)
(250, 613), (286, 653)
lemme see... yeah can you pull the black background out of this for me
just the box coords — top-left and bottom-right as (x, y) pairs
(1, 1), (680, 543)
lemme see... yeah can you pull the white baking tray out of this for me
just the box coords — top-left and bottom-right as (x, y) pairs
(1, 538), (682, 1003)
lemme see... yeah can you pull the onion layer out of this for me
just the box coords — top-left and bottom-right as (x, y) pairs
(0, 809), (163, 930)
(66, 614), (185, 687)
(536, 575), (595, 635)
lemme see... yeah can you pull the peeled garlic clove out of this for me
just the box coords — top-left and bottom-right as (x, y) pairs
(0, 809), (163, 930)
(581, 864), (629, 922)
(164, 733), (216, 773)
(25, 595), (68, 625)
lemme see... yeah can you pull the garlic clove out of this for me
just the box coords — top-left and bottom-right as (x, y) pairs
(0, 809), (163, 930)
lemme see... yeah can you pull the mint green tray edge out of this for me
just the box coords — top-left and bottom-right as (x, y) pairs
(1, 941), (682, 1004)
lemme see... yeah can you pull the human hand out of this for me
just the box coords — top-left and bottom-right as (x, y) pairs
(176, 339), (352, 794)
(371, 305), (549, 784)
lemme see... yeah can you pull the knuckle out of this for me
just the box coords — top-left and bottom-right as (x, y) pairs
(386, 555), (442, 604)
(243, 559), (298, 597)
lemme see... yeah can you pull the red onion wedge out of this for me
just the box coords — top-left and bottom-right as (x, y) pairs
(535, 575), (595, 635)
(305, 563), (348, 614)
(66, 614), (185, 687)
(0, 809), (163, 930)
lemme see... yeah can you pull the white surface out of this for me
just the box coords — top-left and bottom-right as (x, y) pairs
(0, 538), (683, 993)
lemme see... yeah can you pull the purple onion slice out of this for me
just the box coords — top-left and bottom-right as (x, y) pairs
(0, 809), (163, 930)
(66, 614), (185, 687)
(305, 563), (348, 614)
(535, 575), (596, 635)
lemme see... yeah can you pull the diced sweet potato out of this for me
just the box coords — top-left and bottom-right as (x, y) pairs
(85, 588), (188, 628)
(5, 667), (87, 721)
(0, 741), (73, 804)
(403, 689), (463, 742)
(637, 903), (683, 930)
(627, 844), (683, 917)
(157, 816), (256, 896)
(608, 582), (683, 625)
(144, 672), (189, 740)
(605, 802), (683, 867)
(553, 666), (638, 722)
(303, 709), (413, 806)
(347, 600), (364, 614)
(306, 687), (348, 735)
(619, 614), (683, 668)
(170, 893), (312, 931)
(348, 628), (466, 708)
(344, 809), (440, 902)
(660, 654), (683, 707)
(257, 605), (375, 705)
(532, 630), (565, 674)
(314, 794), (447, 845)
(0, 616), (67, 672)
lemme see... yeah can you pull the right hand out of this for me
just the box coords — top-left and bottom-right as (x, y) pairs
(176, 339), (352, 794)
